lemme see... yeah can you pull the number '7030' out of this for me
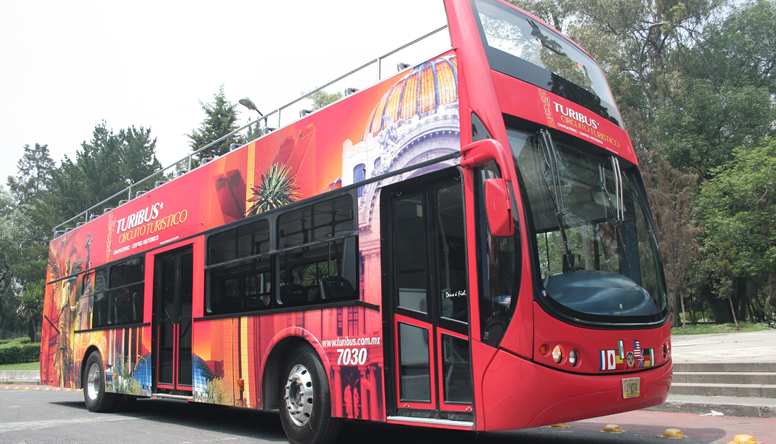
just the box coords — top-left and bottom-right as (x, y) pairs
(336, 348), (368, 366)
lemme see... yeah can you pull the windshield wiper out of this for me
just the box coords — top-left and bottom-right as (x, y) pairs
(601, 155), (623, 211)
(599, 156), (625, 223)
(538, 129), (576, 272)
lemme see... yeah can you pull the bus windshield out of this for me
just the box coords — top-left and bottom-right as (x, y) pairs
(508, 127), (667, 323)
(474, 0), (623, 125)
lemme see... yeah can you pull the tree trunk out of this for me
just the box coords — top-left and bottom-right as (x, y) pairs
(728, 295), (739, 329)
(679, 292), (687, 326)
(28, 318), (36, 342)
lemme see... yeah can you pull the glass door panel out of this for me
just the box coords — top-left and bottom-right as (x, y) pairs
(153, 245), (193, 392)
(383, 170), (473, 417)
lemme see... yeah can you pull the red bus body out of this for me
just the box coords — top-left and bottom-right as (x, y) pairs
(41, 0), (671, 433)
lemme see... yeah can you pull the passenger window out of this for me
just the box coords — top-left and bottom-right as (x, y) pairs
(92, 268), (109, 328)
(206, 220), (272, 315)
(393, 193), (429, 313)
(92, 256), (145, 328)
(277, 195), (358, 307)
(436, 182), (468, 323)
(278, 195), (354, 248)
(279, 237), (357, 306)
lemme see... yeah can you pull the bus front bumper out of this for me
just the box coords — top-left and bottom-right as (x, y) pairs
(479, 349), (672, 431)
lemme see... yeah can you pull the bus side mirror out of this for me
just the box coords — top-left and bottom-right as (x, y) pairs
(484, 178), (514, 237)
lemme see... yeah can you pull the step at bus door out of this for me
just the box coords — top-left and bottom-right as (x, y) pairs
(153, 245), (193, 392)
(382, 169), (474, 419)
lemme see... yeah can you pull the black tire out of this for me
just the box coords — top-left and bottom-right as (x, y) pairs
(82, 351), (119, 412)
(278, 347), (341, 444)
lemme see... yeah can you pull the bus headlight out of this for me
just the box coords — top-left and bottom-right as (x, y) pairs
(568, 349), (578, 366)
(552, 345), (563, 363)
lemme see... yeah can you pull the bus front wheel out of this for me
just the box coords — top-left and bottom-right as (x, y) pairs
(278, 347), (340, 444)
(82, 351), (118, 412)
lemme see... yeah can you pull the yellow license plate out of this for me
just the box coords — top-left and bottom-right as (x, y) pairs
(622, 377), (641, 399)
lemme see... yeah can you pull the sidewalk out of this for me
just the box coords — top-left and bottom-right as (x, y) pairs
(661, 329), (776, 417)
(672, 330), (776, 363)
(0, 370), (39, 384)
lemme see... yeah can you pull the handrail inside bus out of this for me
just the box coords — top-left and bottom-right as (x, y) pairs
(52, 24), (450, 238)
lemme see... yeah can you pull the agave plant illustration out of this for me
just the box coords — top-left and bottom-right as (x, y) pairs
(247, 162), (298, 216)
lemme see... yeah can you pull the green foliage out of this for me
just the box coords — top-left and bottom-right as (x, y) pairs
(0, 339), (39, 364)
(682, 0), (776, 93)
(1, 122), (161, 340)
(672, 322), (770, 335)
(309, 90), (343, 110)
(696, 138), (776, 317)
(0, 337), (31, 345)
(654, 80), (773, 177)
(0, 361), (39, 370)
(49, 122), (161, 214)
(188, 86), (244, 159)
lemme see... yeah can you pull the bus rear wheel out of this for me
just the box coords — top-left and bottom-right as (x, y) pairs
(278, 347), (340, 444)
(82, 351), (118, 412)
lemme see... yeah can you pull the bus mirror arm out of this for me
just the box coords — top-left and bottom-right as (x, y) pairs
(484, 178), (515, 237)
(460, 138), (515, 237)
(460, 138), (513, 182)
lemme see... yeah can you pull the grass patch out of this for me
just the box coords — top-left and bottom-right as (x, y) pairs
(0, 337), (31, 345)
(672, 322), (770, 335)
(0, 361), (39, 371)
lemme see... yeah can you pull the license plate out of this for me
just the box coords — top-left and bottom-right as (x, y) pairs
(622, 377), (641, 399)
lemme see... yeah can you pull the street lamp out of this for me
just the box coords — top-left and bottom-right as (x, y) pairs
(239, 97), (265, 138)
(239, 97), (263, 117)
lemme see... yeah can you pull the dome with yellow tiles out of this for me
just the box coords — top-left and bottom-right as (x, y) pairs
(366, 55), (458, 138)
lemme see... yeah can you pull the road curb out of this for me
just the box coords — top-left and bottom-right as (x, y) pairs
(0, 370), (40, 385)
(648, 400), (775, 418)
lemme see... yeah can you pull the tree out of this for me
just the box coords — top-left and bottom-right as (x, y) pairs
(653, 80), (773, 178)
(509, 0), (577, 32)
(188, 86), (244, 160)
(7, 144), (55, 206)
(3, 146), (56, 340)
(117, 126), (161, 184)
(640, 151), (700, 323)
(309, 90), (343, 111)
(696, 138), (776, 322)
(48, 122), (161, 221)
(17, 281), (43, 341)
(0, 188), (24, 338)
(682, 0), (776, 94)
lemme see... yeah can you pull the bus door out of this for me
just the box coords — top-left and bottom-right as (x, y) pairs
(153, 245), (193, 392)
(382, 169), (474, 419)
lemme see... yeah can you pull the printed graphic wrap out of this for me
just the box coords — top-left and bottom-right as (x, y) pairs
(41, 53), (460, 422)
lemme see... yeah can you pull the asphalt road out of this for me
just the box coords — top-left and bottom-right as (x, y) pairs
(1, 387), (773, 444)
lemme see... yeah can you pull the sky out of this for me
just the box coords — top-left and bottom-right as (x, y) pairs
(0, 0), (449, 188)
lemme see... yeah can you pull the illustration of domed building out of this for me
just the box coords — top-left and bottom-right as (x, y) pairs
(341, 54), (460, 305)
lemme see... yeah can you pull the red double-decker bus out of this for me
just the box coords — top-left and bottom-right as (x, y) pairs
(40, 1), (671, 443)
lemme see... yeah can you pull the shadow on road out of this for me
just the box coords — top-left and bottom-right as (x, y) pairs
(48, 399), (727, 443)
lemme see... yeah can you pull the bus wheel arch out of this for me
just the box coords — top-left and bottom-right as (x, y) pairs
(263, 336), (319, 411)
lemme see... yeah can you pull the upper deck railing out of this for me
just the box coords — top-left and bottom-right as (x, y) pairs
(52, 24), (450, 238)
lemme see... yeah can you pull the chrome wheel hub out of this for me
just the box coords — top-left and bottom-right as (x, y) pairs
(284, 364), (314, 427)
(86, 362), (100, 401)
